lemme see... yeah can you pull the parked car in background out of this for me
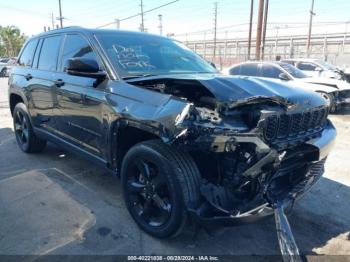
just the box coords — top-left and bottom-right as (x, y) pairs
(9, 27), (336, 240)
(0, 57), (17, 77)
(224, 61), (350, 112)
(281, 58), (350, 81)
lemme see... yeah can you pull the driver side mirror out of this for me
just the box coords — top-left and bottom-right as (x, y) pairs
(315, 66), (323, 72)
(279, 72), (291, 81)
(65, 58), (107, 79)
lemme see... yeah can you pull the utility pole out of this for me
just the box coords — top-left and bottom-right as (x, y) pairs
(213, 2), (218, 61)
(115, 19), (120, 29)
(255, 0), (264, 60)
(306, 0), (315, 57)
(158, 14), (163, 35)
(140, 0), (145, 32)
(261, 0), (269, 60)
(58, 0), (63, 28)
(51, 13), (55, 29)
(247, 0), (254, 60)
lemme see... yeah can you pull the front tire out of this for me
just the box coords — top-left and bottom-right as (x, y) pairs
(121, 140), (201, 238)
(13, 103), (47, 153)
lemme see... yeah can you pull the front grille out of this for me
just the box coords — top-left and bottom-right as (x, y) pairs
(264, 107), (328, 143)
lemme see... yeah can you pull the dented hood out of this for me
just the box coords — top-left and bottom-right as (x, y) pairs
(126, 74), (327, 109)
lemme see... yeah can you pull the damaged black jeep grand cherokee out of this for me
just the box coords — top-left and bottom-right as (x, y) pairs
(9, 27), (336, 238)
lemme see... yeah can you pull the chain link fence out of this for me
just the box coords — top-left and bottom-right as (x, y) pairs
(179, 32), (350, 70)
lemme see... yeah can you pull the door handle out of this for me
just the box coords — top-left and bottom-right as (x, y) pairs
(54, 79), (65, 87)
(25, 74), (32, 81)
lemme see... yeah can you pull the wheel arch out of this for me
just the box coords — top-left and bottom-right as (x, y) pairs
(109, 119), (164, 175)
(9, 93), (26, 116)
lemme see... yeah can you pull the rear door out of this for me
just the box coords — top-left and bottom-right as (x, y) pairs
(53, 33), (107, 157)
(28, 35), (63, 130)
(11, 39), (39, 120)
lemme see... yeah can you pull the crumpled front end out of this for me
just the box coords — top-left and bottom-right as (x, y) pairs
(125, 75), (337, 226)
(174, 102), (336, 226)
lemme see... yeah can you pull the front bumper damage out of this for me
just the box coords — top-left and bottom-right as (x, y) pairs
(187, 120), (336, 226)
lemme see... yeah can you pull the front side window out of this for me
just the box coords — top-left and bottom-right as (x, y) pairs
(96, 33), (217, 78)
(297, 62), (316, 71)
(261, 64), (282, 78)
(60, 34), (98, 71)
(18, 39), (39, 67)
(38, 35), (63, 71)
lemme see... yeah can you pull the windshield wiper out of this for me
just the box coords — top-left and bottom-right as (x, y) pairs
(122, 74), (157, 80)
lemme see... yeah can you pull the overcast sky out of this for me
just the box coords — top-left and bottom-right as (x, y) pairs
(0, 0), (349, 40)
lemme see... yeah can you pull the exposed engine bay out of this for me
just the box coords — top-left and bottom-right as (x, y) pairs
(126, 76), (332, 218)
(124, 75), (336, 260)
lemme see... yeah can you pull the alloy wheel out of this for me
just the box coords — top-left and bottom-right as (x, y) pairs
(126, 158), (172, 227)
(14, 110), (29, 146)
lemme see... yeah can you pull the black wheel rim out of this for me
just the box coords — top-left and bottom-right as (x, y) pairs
(126, 158), (172, 227)
(14, 110), (29, 146)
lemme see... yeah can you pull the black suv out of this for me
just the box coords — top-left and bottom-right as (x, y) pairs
(9, 27), (336, 238)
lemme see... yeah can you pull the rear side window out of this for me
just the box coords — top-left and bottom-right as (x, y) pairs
(60, 34), (98, 71)
(240, 64), (258, 76)
(261, 64), (283, 78)
(38, 35), (63, 71)
(18, 39), (38, 67)
(297, 62), (316, 71)
(229, 65), (241, 75)
(282, 60), (295, 66)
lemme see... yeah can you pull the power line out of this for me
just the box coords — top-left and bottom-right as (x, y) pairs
(69, 0), (130, 15)
(96, 0), (180, 29)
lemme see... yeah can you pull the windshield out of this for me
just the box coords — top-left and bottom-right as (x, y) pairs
(315, 60), (337, 70)
(96, 33), (217, 78)
(279, 62), (308, 79)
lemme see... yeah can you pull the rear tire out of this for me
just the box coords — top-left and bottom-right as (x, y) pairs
(13, 103), (47, 153)
(121, 139), (201, 238)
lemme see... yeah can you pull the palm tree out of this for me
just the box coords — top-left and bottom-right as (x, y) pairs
(0, 26), (27, 57)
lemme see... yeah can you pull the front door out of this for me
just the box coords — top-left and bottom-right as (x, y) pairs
(53, 34), (107, 157)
